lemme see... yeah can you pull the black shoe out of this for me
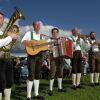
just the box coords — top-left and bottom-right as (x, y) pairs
(95, 82), (100, 86)
(76, 85), (84, 88)
(72, 85), (76, 90)
(58, 89), (66, 92)
(34, 95), (44, 100)
(90, 83), (95, 87)
(27, 98), (31, 100)
(48, 90), (53, 96)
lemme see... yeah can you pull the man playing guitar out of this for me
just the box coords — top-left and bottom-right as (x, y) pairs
(21, 21), (44, 100)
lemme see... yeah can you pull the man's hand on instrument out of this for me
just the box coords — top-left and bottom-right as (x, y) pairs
(92, 41), (98, 45)
(8, 32), (19, 40)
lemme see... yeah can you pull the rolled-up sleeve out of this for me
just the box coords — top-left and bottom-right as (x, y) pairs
(21, 32), (30, 43)
(0, 36), (12, 48)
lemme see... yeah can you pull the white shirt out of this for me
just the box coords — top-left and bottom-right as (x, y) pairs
(69, 35), (84, 51)
(0, 29), (12, 48)
(86, 38), (99, 52)
(21, 31), (43, 42)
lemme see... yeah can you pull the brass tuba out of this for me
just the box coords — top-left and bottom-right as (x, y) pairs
(1, 7), (25, 52)
(2, 25), (19, 52)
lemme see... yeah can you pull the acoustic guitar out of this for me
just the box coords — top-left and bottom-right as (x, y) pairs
(25, 40), (55, 55)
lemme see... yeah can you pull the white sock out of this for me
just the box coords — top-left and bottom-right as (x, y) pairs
(27, 80), (33, 98)
(4, 88), (11, 100)
(0, 93), (2, 100)
(49, 79), (54, 91)
(90, 73), (94, 83)
(76, 73), (81, 86)
(57, 78), (62, 89)
(34, 80), (39, 96)
(95, 73), (99, 83)
(72, 74), (76, 86)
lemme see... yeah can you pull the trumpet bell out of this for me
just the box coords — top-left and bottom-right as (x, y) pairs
(14, 7), (25, 20)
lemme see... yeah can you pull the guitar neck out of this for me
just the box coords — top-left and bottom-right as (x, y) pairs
(33, 40), (57, 47)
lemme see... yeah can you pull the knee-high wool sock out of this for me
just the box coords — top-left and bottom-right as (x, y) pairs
(4, 88), (11, 100)
(34, 80), (39, 96)
(57, 78), (62, 89)
(49, 79), (54, 91)
(72, 74), (76, 86)
(27, 80), (33, 98)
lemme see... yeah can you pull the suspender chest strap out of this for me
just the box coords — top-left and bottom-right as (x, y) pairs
(30, 31), (42, 40)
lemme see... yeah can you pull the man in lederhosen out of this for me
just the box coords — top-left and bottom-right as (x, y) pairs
(48, 28), (66, 96)
(69, 27), (85, 90)
(0, 11), (19, 100)
(86, 32), (100, 86)
(21, 20), (45, 100)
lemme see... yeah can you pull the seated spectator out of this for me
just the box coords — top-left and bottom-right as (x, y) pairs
(18, 57), (28, 82)
(83, 56), (89, 75)
(41, 56), (50, 79)
(63, 59), (72, 77)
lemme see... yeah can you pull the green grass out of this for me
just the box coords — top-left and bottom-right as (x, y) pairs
(10, 74), (100, 100)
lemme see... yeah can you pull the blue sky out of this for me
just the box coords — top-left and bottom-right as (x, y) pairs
(0, 0), (100, 38)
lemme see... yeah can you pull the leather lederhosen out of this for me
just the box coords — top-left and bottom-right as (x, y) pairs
(72, 50), (83, 73)
(0, 51), (13, 92)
